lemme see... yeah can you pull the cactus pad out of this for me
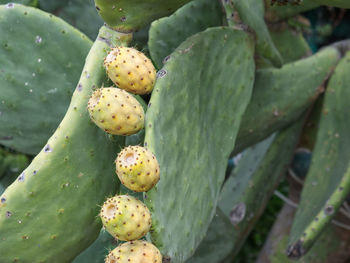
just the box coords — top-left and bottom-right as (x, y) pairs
(148, 0), (222, 68)
(233, 46), (340, 155)
(105, 240), (162, 263)
(100, 195), (152, 241)
(88, 88), (144, 135)
(0, 26), (130, 262)
(94, 0), (191, 32)
(39, 0), (103, 40)
(186, 207), (237, 263)
(104, 47), (156, 95)
(287, 50), (350, 258)
(232, 0), (282, 66)
(116, 146), (160, 192)
(269, 23), (311, 65)
(0, 4), (92, 155)
(144, 27), (255, 262)
(221, 119), (304, 259)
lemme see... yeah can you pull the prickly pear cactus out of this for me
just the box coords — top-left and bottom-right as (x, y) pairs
(231, 0), (283, 66)
(268, 22), (311, 65)
(144, 27), (255, 262)
(2, 1), (350, 262)
(94, 0), (192, 32)
(0, 4), (92, 155)
(220, 118), (305, 260)
(0, 23), (131, 262)
(288, 50), (350, 258)
(148, 0), (222, 68)
(233, 46), (340, 155)
(39, 0), (104, 39)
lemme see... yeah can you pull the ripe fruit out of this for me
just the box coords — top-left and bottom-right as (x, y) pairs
(115, 146), (160, 192)
(105, 240), (162, 263)
(100, 195), (151, 241)
(104, 47), (156, 95)
(87, 87), (144, 135)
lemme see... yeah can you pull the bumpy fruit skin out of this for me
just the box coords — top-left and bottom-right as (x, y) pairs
(105, 240), (162, 263)
(115, 146), (160, 192)
(104, 47), (156, 95)
(87, 87), (144, 135)
(100, 195), (152, 241)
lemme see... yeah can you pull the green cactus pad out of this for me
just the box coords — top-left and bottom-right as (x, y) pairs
(39, 0), (104, 40)
(287, 51), (350, 258)
(187, 119), (303, 262)
(261, 202), (350, 263)
(232, 0), (282, 67)
(259, 161), (350, 263)
(144, 27), (255, 263)
(219, 119), (304, 260)
(148, 0), (222, 68)
(269, 23), (311, 65)
(94, 0), (192, 33)
(233, 46), (340, 155)
(186, 208), (236, 263)
(256, 22), (311, 68)
(0, 4), (92, 155)
(186, 136), (274, 263)
(0, 26), (131, 262)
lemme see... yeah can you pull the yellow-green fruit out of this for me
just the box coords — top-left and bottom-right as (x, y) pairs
(87, 87), (144, 135)
(115, 146), (160, 192)
(100, 195), (151, 241)
(105, 240), (162, 263)
(104, 47), (156, 95)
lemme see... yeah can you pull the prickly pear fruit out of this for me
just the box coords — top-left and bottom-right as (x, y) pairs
(115, 146), (160, 192)
(104, 47), (156, 95)
(100, 195), (152, 241)
(88, 88), (144, 135)
(105, 240), (162, 263)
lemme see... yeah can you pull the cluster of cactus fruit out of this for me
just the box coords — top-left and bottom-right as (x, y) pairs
(89, 46), (162, 261)
(1, 0), (350, 262)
